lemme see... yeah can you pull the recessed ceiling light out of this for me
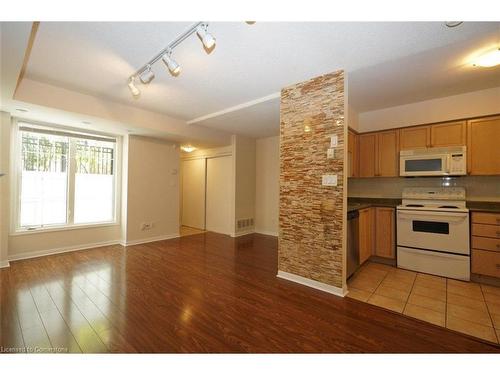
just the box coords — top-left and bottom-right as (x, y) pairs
(472, 48), (500, 68)
(445, 21), (463, 28)
(82, 121), (91, 125)
(15, 108), (29, 113)
(181, 145), (196, 153)
(245, 21), (256, 25)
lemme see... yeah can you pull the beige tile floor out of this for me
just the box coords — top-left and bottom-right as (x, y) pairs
(179, 225), (206, 237)
(347, 262), (500, 344)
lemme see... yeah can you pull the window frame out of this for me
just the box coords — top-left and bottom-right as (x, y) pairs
(10, 118), (121, 235)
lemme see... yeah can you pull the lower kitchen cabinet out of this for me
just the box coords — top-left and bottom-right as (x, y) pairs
(359, 208), (374, 264)
(471, 211), (500, 278)
(374, 207), (395, 259)
(358, 206), (396, 263)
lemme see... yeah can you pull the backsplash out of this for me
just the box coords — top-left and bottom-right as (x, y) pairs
(348, 176), (500, 201)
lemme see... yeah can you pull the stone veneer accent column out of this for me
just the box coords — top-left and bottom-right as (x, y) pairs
(278, 70), (346, 292)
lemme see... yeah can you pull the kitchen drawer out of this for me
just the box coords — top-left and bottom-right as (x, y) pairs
(472, 223), (500, 238)
(472, 212), (500, 225)
(472, 236), (500, 252)
(472, 249), (500, 278)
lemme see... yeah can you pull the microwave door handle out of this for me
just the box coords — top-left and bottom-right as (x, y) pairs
(446, 155), (451, 173)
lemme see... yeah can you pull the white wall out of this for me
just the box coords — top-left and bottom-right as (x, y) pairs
(0, 112), (11, 267)
(255, 136), (279, 236)
(358, 87), (500, 132)
(123, 135), (180, 244)
(232, 135), (256, 235)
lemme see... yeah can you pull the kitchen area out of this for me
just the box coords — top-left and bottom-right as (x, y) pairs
(346, 115), (500, 343)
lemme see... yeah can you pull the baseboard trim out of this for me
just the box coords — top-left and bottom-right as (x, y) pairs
(121, 233), (180, 246)
(277, 270), (346, 297)
(254, 230), (278, 237)
(231, 230), (255, 238)
(8, 240), (122, 262)
(0, 260), (10, 268)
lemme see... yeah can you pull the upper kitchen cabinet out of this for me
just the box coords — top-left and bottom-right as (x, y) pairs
(377, 130), (399, 177)
(358, 130), (399, 177)
(467, 115), (500, 175)
(400, 125), (430, 149)
(347, 129), (359, 177)
(358, 133), (376, 177)
(430, 121), (466, 147)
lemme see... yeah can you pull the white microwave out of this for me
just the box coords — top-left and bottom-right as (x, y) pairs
(400, 146), (467, 177)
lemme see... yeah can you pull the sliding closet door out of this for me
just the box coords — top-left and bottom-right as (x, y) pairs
(206, 156), (232, 235)
(181, 158), (206, 229)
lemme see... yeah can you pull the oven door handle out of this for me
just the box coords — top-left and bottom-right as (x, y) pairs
(398, 210), (468, 221)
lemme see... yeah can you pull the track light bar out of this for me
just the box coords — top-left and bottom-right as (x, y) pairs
(127, 22), (215, 97)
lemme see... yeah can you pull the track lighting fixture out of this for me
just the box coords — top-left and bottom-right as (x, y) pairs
(139, 65), (155, 84)
(127, 77), (140, 97)
(162, 51), (181, 76)
(196, 24), (216, 50)
(127, 22), (216, 97)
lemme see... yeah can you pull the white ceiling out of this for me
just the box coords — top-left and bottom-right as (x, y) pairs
(13, 21), (500, 141)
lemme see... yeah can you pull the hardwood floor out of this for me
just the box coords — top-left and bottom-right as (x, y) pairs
(1, 232), (499, 353)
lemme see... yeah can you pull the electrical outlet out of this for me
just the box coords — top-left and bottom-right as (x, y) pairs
(327, 148), (335, 159)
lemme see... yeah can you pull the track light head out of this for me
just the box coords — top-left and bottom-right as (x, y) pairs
(139, 65), (155, 84)
(196, 25), (216, 51)
(127, 77), (140, 97)
(162, 52), (181, 76)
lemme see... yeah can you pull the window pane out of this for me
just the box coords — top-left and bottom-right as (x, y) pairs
(20, 132), (68, 227)
(74, 139), (115, 224)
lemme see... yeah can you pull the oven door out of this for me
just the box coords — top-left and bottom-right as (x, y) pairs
(400, 154), (449, 176)
(397, 209), (470, 255)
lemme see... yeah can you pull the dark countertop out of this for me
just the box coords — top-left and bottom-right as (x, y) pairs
(466, 201), (500, 213)
(347, 197), (500, 213)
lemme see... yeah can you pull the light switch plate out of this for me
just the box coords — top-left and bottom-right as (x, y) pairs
(330, 135), (338, 147)
(327, 148), (335, 159)
(322, 174), (338, 186)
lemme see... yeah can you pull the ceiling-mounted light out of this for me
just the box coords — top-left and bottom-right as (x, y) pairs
(472, 48), (500, 68)
(181, 145), (196, 153)
(162, 51), (181, 76)
(128, 77), (140, 97)
(196, 25), (216, 50)
(139, 65), (155, 84)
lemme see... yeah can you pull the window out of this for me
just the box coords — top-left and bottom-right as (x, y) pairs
(16, 122), (118, 231)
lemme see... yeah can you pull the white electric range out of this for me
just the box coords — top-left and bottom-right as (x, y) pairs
(396, 187), (470, 281)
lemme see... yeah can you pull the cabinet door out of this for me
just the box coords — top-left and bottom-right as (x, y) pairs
(347, 130), (358, 177)
(374, 207), (395, 259)
(467, 116), (500, 175)
(358, 133), (376, 177)
(431, 121), (466, 147)
(376, 130), (399, 177)
(400, 126), (430, 150)
(359, 208), (374, 264)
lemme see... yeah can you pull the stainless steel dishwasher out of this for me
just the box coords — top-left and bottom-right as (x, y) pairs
(347, 210), (359, 279)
